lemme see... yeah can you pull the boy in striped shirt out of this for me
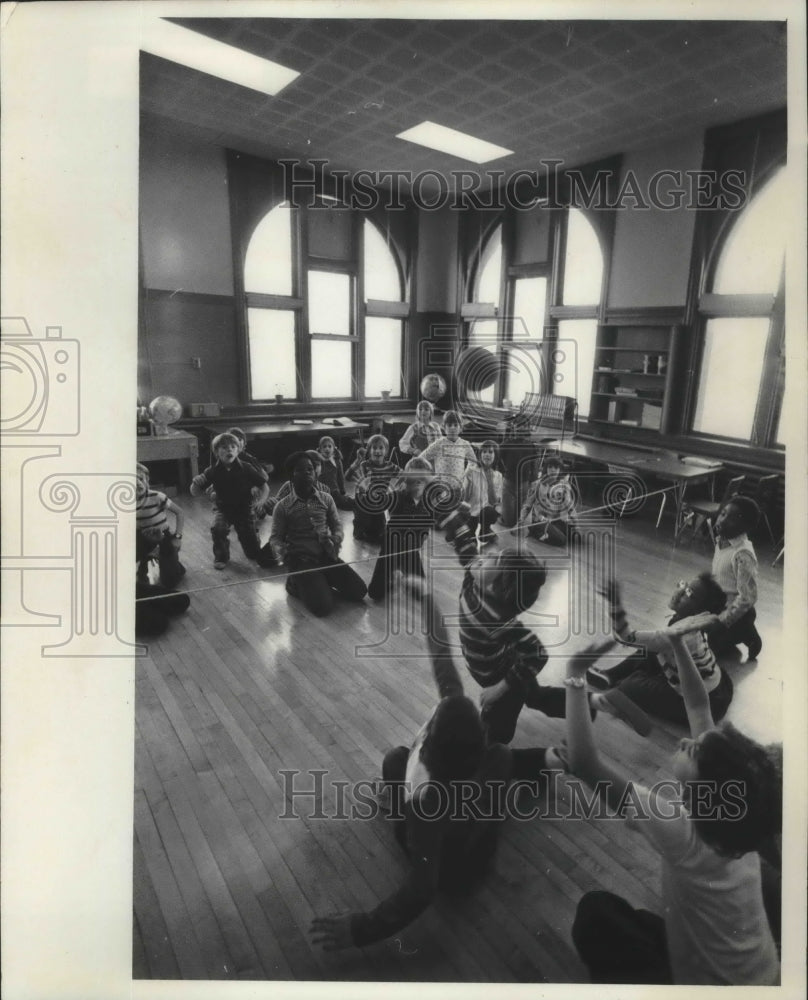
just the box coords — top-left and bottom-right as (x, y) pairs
(588, 574), (733, 726)
(135, 463), (186, 587)
(437, 508), (651, 743)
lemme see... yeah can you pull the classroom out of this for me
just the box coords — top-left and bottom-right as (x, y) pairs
(133, 15), (790, 985)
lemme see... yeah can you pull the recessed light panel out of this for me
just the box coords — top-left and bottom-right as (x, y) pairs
(141, 19), (300, 96)
(396, 121), (513, 164)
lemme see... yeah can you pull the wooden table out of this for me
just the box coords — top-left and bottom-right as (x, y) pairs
(137, 429), (199, 492)
(553, 438), (723, 533)
(234, 419), (368, 441)
(202, 419), (369, 463)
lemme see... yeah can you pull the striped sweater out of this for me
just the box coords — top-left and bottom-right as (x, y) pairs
(608, 600), (720, 694)
(458, 573), (549, 691)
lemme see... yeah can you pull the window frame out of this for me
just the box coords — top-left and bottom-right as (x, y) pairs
(462, 205), (608, 411)
(239, 198), (408, 405)
(687, 163), (786, 449)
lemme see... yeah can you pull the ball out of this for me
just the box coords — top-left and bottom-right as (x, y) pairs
(419, 373), (447, 403)
(455, 346), (500, 393)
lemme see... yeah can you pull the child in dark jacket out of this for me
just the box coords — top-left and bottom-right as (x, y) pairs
(367, 457), (434, 600)
(227, 426), (271, 516)
(191, 432), (272, 569)
(317, 435), (354, 510)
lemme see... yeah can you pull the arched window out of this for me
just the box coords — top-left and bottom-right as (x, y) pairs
(555, 208), (604, 416)
(244, 201), (297, 400)
(462, 207), (605, 413)
(466, 224), (502, 405)
(692, 167), (786, 444)
(242, 202), (408, 403)
(363, 219), (406, 399)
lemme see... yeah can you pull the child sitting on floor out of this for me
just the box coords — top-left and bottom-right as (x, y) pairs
(135, 463), (186, 588)
(462, 439), (503, 547)
(191, 432), (273, 570)
(274, 449), (332, 504)
(567, 619), (780, 985)
(586, 574), (733, 726)
(419, 410), (477, 494)
(398, 399), (443, 457)
(316, 435), (354, 510)
(707, 496), (763, 660)
(515, 454), (577, 547)
(310, 576), (564, 950)
(346, 433), (400, 544)
(367, 456), (434, 601)
(270, 451), (367, 618)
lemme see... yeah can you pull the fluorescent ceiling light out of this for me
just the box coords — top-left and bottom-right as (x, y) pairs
(141, 19), (299, 96)
(396, 121), (513, 164)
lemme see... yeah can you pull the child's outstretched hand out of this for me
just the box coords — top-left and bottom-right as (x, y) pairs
(664, 612), (721, 638)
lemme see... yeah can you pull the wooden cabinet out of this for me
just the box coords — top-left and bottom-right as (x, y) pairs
(588, 310), (685, 436)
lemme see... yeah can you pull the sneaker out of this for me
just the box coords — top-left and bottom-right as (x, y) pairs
(746, 630), (763, 660)
(586, 665), (615, 691)
(214, 560), (228, 570)
(285, 576), (299, 597)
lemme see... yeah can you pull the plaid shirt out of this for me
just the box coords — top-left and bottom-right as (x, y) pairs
(270, 486), (342, 562)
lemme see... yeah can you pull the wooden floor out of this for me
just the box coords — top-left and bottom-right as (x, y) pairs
(133, 486), (784, 982)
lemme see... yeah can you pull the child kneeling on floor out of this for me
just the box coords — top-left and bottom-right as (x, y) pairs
(191, 432), (274, 570)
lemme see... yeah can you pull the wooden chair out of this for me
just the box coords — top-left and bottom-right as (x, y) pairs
(510, 393), (577, 463)
(675, 474), (747, 547)
(748, 473), (781, 545)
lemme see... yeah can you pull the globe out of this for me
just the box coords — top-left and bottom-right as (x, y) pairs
(149, 395), (182, 436)
(419, 373), (446, 404)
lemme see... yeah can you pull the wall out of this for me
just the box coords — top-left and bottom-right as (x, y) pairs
(607, 133), (704, 308)
(140, 127), (234, 294)
(415, 205), (459, 312)
(139, 125), (240, 404)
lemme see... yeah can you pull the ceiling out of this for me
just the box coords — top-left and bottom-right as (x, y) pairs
(140, 18), (787, 190)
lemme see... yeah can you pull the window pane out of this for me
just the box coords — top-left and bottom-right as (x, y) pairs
(364, 221), (403, 302)
(475, 227), (502, 306)
(244, 202), (293, 295)
(364, 317), (403, 398)
(311, 339), (353, 398)
(563, 208), (603, 305)
(504, 342), (545, 405)
(308, 270), (351, 335)
(557, 319), (598, 418)
(693, 318), (770, 439)
(467, 319), (497, 404)
(512, 277), (547, 339)
(713, 168), (787, 295)
(247, 308), (297, 400)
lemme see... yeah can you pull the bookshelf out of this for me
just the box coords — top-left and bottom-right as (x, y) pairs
(589, 310), (685, 435)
